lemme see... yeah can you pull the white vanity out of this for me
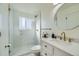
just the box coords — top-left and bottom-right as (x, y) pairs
(40, 38), (79, 56)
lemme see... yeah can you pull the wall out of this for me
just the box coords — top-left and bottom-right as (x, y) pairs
(35, 13), (41, 43)
(40, 4), (54, 38)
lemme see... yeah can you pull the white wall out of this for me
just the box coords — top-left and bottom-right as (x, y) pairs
(40, 4), (54, 38)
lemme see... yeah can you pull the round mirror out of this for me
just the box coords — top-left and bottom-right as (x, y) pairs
(55, 3), (79, 30)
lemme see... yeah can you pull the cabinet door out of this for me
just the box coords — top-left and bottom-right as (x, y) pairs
(54, 47), (72, 56)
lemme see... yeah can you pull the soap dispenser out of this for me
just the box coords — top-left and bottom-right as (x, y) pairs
(42, 32), (48, 38)
(51, 33), (56, 39)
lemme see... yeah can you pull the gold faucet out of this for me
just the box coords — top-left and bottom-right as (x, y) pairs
(61, 32), (66, 41)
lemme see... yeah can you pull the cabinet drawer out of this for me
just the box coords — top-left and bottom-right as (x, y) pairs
(41, 41), (53, 51)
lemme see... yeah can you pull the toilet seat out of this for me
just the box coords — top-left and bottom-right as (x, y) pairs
(31, 45), (41, 56)
(31, 45), (41, 52)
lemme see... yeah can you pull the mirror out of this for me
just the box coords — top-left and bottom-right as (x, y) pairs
(55, 3), (79, 30)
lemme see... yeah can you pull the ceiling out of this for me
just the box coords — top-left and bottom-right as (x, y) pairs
(10, 3), (53, 15)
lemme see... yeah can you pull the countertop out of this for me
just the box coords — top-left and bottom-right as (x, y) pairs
(42, 38), (79, 56)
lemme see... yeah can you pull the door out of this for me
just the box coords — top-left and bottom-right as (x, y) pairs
(0, 4), (9, 56)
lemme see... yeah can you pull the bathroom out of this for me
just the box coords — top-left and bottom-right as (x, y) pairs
(0, 3), (79, 56)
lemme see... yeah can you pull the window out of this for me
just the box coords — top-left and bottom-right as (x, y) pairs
(19, 17), (26, 30)
(26, 18), (32, 29)
(19, 16), (32, 30)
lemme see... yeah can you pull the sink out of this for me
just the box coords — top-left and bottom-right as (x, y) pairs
(50, 38), (72, 46)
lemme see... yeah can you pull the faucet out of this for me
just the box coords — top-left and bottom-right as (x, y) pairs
(61, 32), (66, 41)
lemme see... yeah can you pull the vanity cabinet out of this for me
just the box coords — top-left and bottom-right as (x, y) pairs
(40, 40), (72, 56)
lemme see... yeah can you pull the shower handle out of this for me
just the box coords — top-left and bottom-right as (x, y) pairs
(5, 44), (11, 48)
(0, 32), (1, 37)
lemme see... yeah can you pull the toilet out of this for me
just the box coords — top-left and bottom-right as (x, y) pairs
(31, 45), (41, 56)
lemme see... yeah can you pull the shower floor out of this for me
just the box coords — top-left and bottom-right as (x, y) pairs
(11, 45), (35, 56)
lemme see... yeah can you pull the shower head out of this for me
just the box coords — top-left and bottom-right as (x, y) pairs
(34, 15), (38, 18)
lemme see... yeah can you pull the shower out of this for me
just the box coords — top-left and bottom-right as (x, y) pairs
(9, 4), (41, 56)
(0, 3), (41, 56)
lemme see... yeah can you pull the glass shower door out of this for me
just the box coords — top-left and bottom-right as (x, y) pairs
(0, 4), (9, 56)
(10, 7), (39, 56)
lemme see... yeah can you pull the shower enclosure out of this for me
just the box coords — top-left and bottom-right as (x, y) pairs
(0, 3), (41, 56)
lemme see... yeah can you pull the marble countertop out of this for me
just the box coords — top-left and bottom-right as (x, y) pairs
(42, 38), (79, 56)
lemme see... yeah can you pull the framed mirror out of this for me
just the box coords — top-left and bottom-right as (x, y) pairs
(55, 3), (79, 30)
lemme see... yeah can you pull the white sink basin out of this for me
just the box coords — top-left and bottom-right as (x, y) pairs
(51, 38), (72, 46)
